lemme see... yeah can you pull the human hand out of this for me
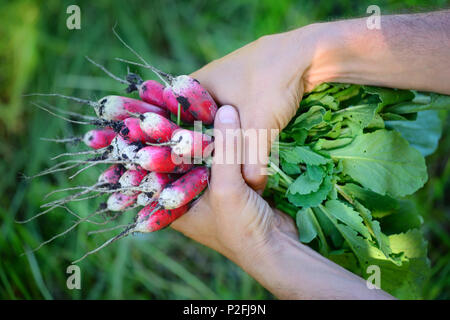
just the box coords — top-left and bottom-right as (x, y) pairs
(171, 105), (297, 268)
(190, 26), (324, 191)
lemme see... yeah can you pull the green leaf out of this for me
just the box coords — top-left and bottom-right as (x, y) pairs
(386, 93), (450, 114)
(296, 208), (317, 243)
(380, 200), (423, 235)
(324, 200), (371, 239)
(313, 138), (353, 150)
(320, 202), (429, 298)
(385, 230), (430, 299)
(291, 129), (308, 145)
(386, 110), (443, 157)
(281, 161), (301, 175)
(353, 200), (395, 261)
(288, 172), (323, 195)
(287, 175), (332, 208)
(332, 104), (378, 129)
(339, 183), (399, 218)
(363, 86), (415, 109)
(319, 95), (339, 110)
(292, 106), (326, 129)
(329, 130), (428, 197)
(280, 146), (331, 165)
(306, 165), (325, 181)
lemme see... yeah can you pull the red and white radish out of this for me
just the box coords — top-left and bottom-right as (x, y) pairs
(157, 166), (209, 210)
(162, 87), (195, 123)
(136, 172), (177, 206)
(118, 117), (151, 143)
(117, 167), (147, 196)
(83, 128), (116, 149)
(139, 112), (179, 142)
(163, 75), (217, 124)
(95, 96), (168, 121)
(170, 129), (213, 158)
(134, 146), (193, 173)
(134, 202), (189, 233)
(132, 78), (165, 108)
(85, 57), (166, 109)
(115, 59), (217, 124)
(26, 93), (168, 121)
(97, 164), (126, 185)
(106, 192), (138, 212)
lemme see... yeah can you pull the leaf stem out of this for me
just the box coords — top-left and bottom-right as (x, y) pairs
(269, 160), (294, 185)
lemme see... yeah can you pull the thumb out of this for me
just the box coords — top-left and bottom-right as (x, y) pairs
(211, 105), (244, 189)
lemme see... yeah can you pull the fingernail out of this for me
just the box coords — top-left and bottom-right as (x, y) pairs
(218, 105), (237, 124)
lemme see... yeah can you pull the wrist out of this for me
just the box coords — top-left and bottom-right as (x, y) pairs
(295, 18), (377, 92)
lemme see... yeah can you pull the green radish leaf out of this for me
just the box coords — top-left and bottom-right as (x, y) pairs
(266, 173), (280, 189)
(384, 230), (430, 299)
(328, 130), (428, 197)
(281, 161), (301, 175)
(306, 165), (325, 181)
(313, 138), (353, 150)
(386, 93), (450, 114)
(382, 112), (417, 121)
(288, 172), (323, 195)
(292, 106), (326, 129)
(312, 207), (343, 249)
(386, 110), (443, 157)
(324, 200), (371, 239)
(363, 86), (415, 109)
(280, 146), (331, 165)
(339, 183), (399, 218)
(288, 175), (332, 208)
(380, 200), (423, 235)
(296, 208), (318, 243)
(319, 95), (339, 110)
(352, 200), (395, 261)
(332, 104), (378, 129)
(291, 129), (308, 145)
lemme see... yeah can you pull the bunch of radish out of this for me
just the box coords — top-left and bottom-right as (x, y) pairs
(22, 40), (218, 263)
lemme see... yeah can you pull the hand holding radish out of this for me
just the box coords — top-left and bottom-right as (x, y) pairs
(170, 106), (296, 265)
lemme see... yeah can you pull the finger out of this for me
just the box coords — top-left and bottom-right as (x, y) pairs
(240, 108), (273, 192)
(211, 105), (244, 190)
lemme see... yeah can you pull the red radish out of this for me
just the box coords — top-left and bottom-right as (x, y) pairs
(118, 117), (151, 143)
(131, 77), (165, 107)
(106, 192), (138, 211)
(139, 112), (179, 142)
(170, 129), (213, 158)
(108, 135), (141, 162)
(158, 166), (209, 209)
(83, 128), (116, 149)
(96, 96), (168, 120)
(26, 93), (168, 121)
(134, 146), (193, 173)
(162, 75), (217, 124)
(98, 164), (126, 185)
(117, 167), (147, 196)
(136, 172), (177, 206)
(113, 32), (217, 123)
(162, 87), (195, 123)
(116, 59), (217, 124)
(134, 202), (188, 232)
(85, 57), (166, 109)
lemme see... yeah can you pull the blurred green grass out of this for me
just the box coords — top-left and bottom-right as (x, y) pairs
(0, 0), (448, 299)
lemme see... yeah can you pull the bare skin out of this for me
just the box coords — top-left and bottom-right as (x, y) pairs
(171, 12), (450, 299)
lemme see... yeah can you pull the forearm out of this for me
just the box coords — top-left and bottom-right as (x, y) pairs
(241, 229), (394, 300)
(300, 11), (450, 94)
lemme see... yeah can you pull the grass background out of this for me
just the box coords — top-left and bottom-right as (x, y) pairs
(0, 0), (448, 299)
